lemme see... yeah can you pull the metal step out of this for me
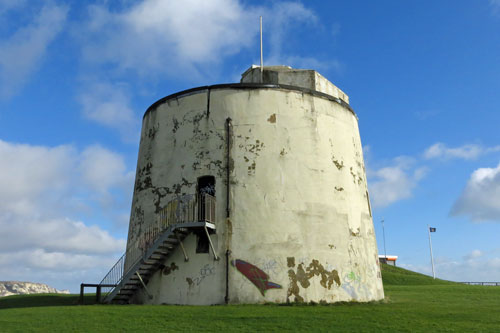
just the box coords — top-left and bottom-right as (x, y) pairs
(126, 280), (141, 284)
(101, 221), (216, 303)
(121, 285), (139, 290)
(139, 263), (155, 268)
(117, 288), (139, 295)
(150, 254), (166, 259)
(153, 249), (170, 255)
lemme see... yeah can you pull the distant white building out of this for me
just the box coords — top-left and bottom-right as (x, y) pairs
(379, 255), (398, 266)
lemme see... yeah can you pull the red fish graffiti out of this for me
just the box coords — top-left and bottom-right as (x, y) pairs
(232, 259), (282, 296)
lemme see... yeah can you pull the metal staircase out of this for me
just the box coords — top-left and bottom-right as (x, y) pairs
(97, 194), (217, 304)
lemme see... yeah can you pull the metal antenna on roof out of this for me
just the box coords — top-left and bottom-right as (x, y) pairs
(260, 16), (263, 83)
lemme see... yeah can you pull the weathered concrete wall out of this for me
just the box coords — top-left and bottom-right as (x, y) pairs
(125, 91), (227, 305)
(125, 78), (383, 304)
(241, 66), (349, 104)
(217, 88), (382, 303)
(132, 233), (225, 305)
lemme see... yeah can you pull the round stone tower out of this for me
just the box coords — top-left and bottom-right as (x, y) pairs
(123, 66), (384, 305)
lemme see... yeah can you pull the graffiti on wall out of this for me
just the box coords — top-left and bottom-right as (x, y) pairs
(253, 258), (283, 276)
(232, 259), (282, 296)
(186, 264), (215, 287)
(341, 271), (362, 299)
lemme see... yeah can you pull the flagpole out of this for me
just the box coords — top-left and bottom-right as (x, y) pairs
(260, 16), (263, 83)
(428, 224), (436, 279)
(381, 219), (387, 260)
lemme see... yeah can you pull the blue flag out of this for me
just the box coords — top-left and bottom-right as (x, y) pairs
(429, 227), (436, 232)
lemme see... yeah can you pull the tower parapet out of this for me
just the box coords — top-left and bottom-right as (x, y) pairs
(241, 65), (349, 103)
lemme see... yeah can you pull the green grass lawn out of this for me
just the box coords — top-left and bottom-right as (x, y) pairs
(1, 265), (499, 332)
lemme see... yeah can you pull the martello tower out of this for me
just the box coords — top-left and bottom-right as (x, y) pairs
(102, 66), (384, 305)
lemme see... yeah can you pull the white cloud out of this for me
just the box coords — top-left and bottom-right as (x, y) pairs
(20, 249), (116, 271)
(0, 140), (132, 291)
(0, 249), (119, 292)
(80, 0), (257, 78)
(368, 157), (427, 208)
(0, 140), (134, 214)
(79, 82), (140, 143)
(262, 2), (318, 64)
(463, 249), (483, 260)
(402, 250), (500, 282)
(491, 0), (500, 15)
(80, 145), (133, 194)
(0, 0), (26, 15)
(0, 3), (67, 99)
(0, 140), (75, 214)
(78, 0), (323, 79)
(424, 142), (500, 160)
(451, 162), (500, 222)
(0, 217), (124, 254)
(76, 0), (320, 138)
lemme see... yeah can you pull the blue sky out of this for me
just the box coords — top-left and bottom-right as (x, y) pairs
(1, 0), (500, 292)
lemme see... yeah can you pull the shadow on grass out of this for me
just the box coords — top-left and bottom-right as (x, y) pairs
(0, 294), (100, 309)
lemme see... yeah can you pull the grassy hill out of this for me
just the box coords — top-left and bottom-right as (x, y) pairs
(381, 263), (456, 285)
(1, 265), (499, 332)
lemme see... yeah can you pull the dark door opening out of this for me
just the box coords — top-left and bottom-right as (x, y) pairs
(196, 176), (215, 253)
(197, 175), (215, 222)
(197, 175), (215, 196)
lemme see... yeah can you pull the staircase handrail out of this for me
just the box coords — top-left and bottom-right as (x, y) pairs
(98, 193), (216, 302)
(98, 253), (125, 296)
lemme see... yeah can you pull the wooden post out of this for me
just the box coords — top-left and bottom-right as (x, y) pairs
(79, 284), (84, 305)
(96, 285), (101, 303)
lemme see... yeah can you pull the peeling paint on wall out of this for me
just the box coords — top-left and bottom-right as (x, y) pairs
(332, 156), (344, 170)
(148, 123), (159, 139)
(267, 114), (276, 123)
(162, 262), (179, 276)
(350, 228), (360, 237)
(247, 161), (256, 175)
(287, 257), (341, 302)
